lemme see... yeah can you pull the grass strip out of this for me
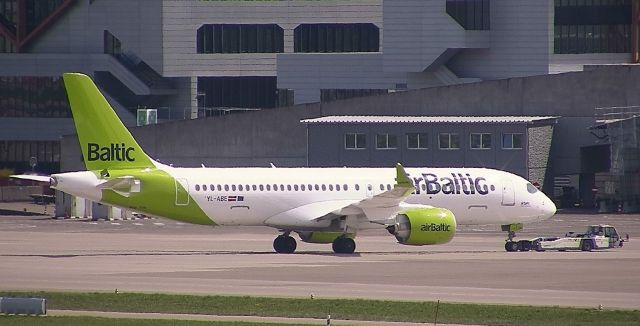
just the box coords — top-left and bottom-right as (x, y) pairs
(1, 291), (639, 326)
(0, 316), (303, 326)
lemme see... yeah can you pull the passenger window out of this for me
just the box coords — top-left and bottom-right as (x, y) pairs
(308, 184), (313, 190)
(336, 184), (340, 191)
(210, 184), (214, 190)
(273, 184), (278, 191)
(266, 184), (271, 191)
(232, 185), (237, 191)
(321, 184), (326, 191)
(379, 184), (384, 191)
(329, 184), (334, 191)
(387, 184), (392, 191)
(294, 185), (299, 191)
(355, 184), (360, 191)
(280, 185), (285, 191)
(202, 184), (207, 191)
(238, 185), (243, 191)
(195, 184), (200, 191)
(252, 185), (257, 191)
(287, 185), (292, 191)
(344, 184), (348, 191)
(217, 185), (222, 191)
(301, 184), (306, 191)
(246, 184), (250, 191)
(315, 184), (320, 191)
(259, 185), (264, 191)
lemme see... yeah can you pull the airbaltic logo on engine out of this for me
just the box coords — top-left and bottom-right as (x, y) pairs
(411, 172), (496, 195)
(87, 143), (135, 162)
(421, 223), (451, 232)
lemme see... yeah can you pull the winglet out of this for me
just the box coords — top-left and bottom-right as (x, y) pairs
(395, 163), (413, 188)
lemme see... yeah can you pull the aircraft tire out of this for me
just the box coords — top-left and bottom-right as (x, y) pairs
(505, 241), (518, 252)
(332, 237), (356, 254)
(273, 235), (297, 254)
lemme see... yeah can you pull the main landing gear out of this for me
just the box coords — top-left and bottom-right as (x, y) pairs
(502, 223), (531, 252)
(332, 236), (356, 254)
(273, 233), (297, 254)
(272, 232), (356, 254)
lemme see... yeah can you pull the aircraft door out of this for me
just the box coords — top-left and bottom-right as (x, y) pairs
(175, 178), (189, 206)
(501, 179), (515, 206)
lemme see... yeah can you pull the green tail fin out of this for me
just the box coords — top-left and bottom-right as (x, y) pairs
(62, 73), (154, 171)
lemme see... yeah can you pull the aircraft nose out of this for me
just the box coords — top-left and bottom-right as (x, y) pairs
(541, 196), (556, 219)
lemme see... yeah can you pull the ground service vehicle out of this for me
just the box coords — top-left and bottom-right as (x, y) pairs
(506, 225), (628, 252)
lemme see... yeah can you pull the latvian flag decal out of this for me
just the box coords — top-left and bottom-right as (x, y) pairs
(228, 196), (244, 202)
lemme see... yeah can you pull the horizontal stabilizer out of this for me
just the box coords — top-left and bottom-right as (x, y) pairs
(10, 174), (51, 183)
(97, 176), (141, 197)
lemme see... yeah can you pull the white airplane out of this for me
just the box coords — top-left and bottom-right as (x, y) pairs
(15, 73), (556, 254)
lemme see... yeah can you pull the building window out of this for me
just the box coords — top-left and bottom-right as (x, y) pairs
(439, 133), (460, 150)
(197, 24), (284, 54)
(0, 140), (60, 169)
(0, 76), (71, 118)
(294, 23), (379, 53)
(502, 133), (523, 149)
(103, 30), (122, 55)
(407, 133), (429, 149)
(345, 133), (366, 150)
(197, 76), (278, 109)
(0, 34), (15, 53)
(470, 133), (492, 149)
(446, 0), (490, 30)
(553, 0), (631, 54)
(376, 134), (397, 150)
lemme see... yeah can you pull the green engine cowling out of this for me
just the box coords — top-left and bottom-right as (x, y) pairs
(298, 231), (355, 243)
(388, 207), (456, 245)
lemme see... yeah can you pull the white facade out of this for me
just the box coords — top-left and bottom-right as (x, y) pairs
(0, 0), (635, 111)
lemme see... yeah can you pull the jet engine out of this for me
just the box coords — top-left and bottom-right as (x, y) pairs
(387, 207), (456, 245)
(298, 231), (354, 243)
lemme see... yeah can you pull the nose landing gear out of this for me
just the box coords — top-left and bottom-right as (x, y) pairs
(502, 223), (527, 252)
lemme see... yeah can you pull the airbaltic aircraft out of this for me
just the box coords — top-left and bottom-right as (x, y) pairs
(17, 73), (556, 254)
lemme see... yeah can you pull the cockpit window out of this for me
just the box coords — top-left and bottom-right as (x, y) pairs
(526, 183), (538, 194)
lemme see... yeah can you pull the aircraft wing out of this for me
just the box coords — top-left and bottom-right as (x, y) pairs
(263, 164), (416, 229)
(10, 174), (51, 183)
(336, 163), (416, 223)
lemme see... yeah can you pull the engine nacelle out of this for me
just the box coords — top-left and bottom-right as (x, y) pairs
(298, 231), (354, 244)
(387, 207), (456, 245)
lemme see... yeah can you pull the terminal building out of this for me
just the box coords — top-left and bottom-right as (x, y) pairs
(1, 0), (639, 211)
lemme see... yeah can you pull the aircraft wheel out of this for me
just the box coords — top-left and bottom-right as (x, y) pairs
(332, 236), (356, 254)
(519, 240), (531, 252)
(581, 240), (593, 252)
(273, 235), (297, 254)
(505, 241), (518, 252)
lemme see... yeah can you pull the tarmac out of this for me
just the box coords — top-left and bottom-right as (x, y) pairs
(1, 201), (639, 315)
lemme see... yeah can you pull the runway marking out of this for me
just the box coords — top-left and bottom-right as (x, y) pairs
(153, 223), (165, 226)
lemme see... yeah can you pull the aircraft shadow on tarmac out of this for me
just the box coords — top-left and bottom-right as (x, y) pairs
(0, 250), (501, 258)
